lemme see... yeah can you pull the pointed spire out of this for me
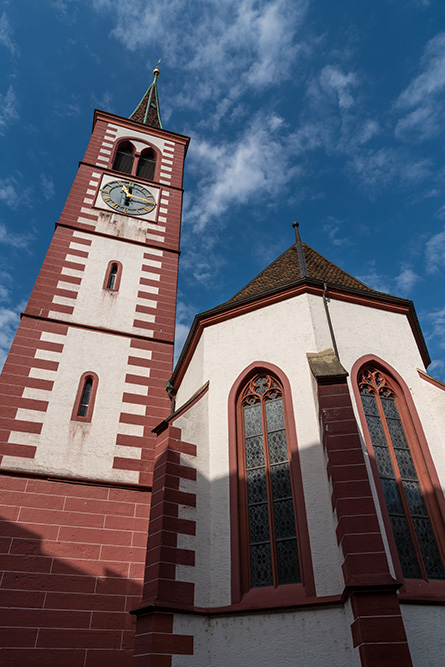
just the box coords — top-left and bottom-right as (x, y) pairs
(129, 59), (163, 129)
(292, 220), (308, 278)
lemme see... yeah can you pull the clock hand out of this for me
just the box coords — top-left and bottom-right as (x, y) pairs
(126, 193), (154, 202)
(120, 183), (131, 197)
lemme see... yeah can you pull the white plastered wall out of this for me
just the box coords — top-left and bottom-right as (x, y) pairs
(173, 289), (445, 610)
(402, 604), (445, 666)
(172, 605), (360, 667)
(2, 327), (138, 484)
(53, 232), (162, 336)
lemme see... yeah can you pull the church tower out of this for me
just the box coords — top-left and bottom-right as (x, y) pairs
(0, 68), (189, 666)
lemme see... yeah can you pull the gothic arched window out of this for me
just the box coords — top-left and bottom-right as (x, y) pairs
(358, 366), (445, 581)
(112, 141), (134, 174)
(136, 147), (156, 181)
(103, 260), (122, 292)
(238, 373), (301, 589)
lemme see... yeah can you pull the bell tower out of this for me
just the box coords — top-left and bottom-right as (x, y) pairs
(0, 67), (189, 666)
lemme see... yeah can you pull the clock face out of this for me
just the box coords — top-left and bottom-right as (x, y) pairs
(100, 180), (156, 216)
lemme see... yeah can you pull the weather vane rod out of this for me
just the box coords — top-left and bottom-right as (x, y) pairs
(292, 220), (308, 278)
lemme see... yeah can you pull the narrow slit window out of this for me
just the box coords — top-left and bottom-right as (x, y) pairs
(107, 263), (118, 290)
(72, 371), (99, 423)
(239, 373), (301, 589)
(359, 366), (445, 580)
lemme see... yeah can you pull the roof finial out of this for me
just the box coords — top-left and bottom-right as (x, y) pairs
(153, 58), (161, 79)
(292, 220), (308, 278)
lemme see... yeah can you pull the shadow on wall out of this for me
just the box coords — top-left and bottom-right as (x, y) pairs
(0, 477), (149, 667)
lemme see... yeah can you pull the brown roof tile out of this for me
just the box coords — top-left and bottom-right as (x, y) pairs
(227, 243), (375, 303)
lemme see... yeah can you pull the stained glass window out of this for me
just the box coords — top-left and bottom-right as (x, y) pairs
(240, 374), (301, 588)
(359, 367), (445, 580)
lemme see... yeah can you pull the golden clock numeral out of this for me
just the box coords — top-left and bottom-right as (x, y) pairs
(144, 206), (152, 211)
(103, 195), (111, 201)
(128, 181), (134, 188)
(111, 203), (119, 209)
(123, 207), (129, 213)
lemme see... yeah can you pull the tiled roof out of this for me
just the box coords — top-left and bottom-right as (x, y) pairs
(129, 78), (162, 129)
(227, 242), (375, 303)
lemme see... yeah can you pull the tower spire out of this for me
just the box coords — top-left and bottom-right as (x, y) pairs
(129, 59), (163, 129)
(292, 220), (308, 278)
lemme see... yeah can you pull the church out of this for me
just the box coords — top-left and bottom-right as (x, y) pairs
(0, 68), (444, 667)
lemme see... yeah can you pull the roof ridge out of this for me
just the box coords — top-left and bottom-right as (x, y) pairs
(302, 242), (374, 291)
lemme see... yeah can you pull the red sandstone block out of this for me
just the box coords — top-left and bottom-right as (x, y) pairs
(317, 393), (352, 409)
(133, 655), (171, 667)
(100, 544), (146, 562)
(0, 519), (59, 541)
(318, 383), (349, 397)
(327, 448), (364, 466)
(129, 561), (145, 579)
(147, 545), (195, 567)
(351, 616), (407, 647)
(340, 532), (385, 554)
(0, 489), (65, 510)
(0, 395), (48, 412)
(0, 417), (42, 434)
(336, 514), (381, 538)
(0, 476), (27, 491)
(125, 374), (150, 387)
(343, 552), (390, 576)
(350, 591), (402, 617)
(113, 457), (145, 472)
(132, 532), (149, 548)
(26, 478), (109, 499)
(329, 463), (369, 483)
(334, 496), (376, 517)
(0, 649), (86, 667)
(45, 591), (127, 612)
(85, 649), (134, 667)
(51, 558), (128, 578)
(359, 643), (413, 667)
(0, 607), (91, 629)
(2, 571), (96, 593)
(37, 628), (122, 649)
(0, 506), (20, 521)
(122, 392), (150, 405)
(146, 631), (194, 655)
(0, 553), (52, 573)
(324, 433), (362, 451)
(57, 526), (133, 546)
(322, 406), (356, 422)
(135, 612), (173, 635)
(143, 579), (194, 606)
(144, 561), (176, 582)
(323, 418), (359, 435)
(104, 515), (149, 532)
(135, 504), (151, 519)
(64, 497), (136, 517)
(0, 536), (11, 552)
(165, 461), (196, 481)
(18, 507), (105, 529)
(148, 500), (178, 522)
(146, 530), (177, 550)
(12, 538), (100, 561)
(0, 627), (38, 647)
(0, 588), (45, 608)
(331, 480), (373, 503)
(90, 610), (134, 631)
(95, 576), (139, 597)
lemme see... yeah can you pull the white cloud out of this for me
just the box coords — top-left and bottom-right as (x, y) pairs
(358, 265), (391, 293)
(394, 265), (422, 294)
(0, 86), (19, 134)
(40, 174), (55, 201)
(0, 12), (18, 56)
(425, 226), (445, 274)
(395, 33), (445, 141)
(0, 222), (34, 248)
(322, 218), (351, 247)
(186, 112), (300, 232)
(0, 302), (23, 370)
(319, 65), (358, 109)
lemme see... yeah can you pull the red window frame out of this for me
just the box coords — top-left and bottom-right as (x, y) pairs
(111, 139), (161, 182)
(228, 362), (315, 607)
(103, 260), (123, 292)
(71, 371), (99, 423)
(352, 355), (445, 599)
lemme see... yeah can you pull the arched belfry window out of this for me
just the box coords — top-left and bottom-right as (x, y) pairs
(136, 147), (156, 181)
(112, 141), (134, 174)
(239, 373), (301, 588)
(359, 366), (445, 580)
(103, 260), (123, 292)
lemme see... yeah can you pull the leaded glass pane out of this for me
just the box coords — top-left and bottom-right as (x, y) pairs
(403, 480), (428, 517)
(273, 499), (297, 540)
(381, 478), (404, 514)
(366, 415), (387, 447)
(387, 418), (409, 449)
(248, 504), (271, 544)
(250, 543), (273, 587)
(244, 403), (262, 438)
(360, 391), (379, 416)
(276, 539), (301, 584)
(245, 435), (265, 469)
(247, 468), (268, 505)
(381, 396), (399, 420)
(374, 446), (395, 479)
(394, 449), (418, 480)
(270, 463), (293, 500)
(265, 397), (285, 432)
(389, 515), (422, 579)
(254, 376), (268, 395)
(412, 517), (445, 580)
(268, 429), (288, 464)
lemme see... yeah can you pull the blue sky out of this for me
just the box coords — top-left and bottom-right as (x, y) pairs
(1, 0), (445, 378)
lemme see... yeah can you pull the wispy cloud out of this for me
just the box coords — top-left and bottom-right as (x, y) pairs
(425, 226), (445, 274)
(394, 265), (422, 295)
(0, 86), (19, 134)
(0, 11), (19, 56)
(40, 174), (55, 201)
(0, 177), (33, 210)
(0, 222), (34, 248)
(395, 33), (445, 142)
(0, 301), (24, 370)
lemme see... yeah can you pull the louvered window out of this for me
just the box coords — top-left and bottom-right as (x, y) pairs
(112, 143), (134, 174)
(136, 149), (156, 181)
(359, 367), (445, 580)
